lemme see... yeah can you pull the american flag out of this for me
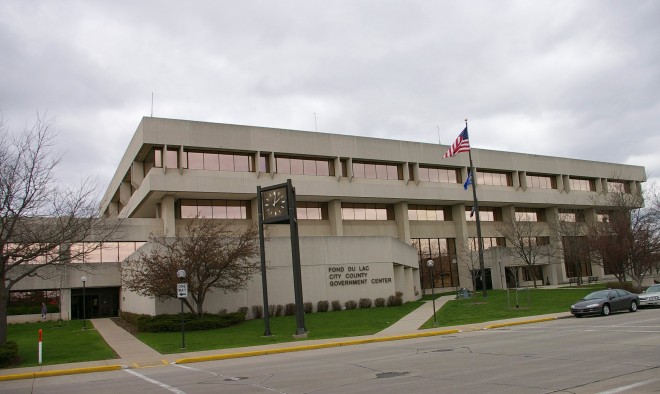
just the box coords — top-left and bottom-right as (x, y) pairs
(442, 127), (470, 158)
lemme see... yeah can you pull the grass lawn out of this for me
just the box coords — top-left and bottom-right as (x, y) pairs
(6, 320), (117, 368)
(420, 287), (604, 329)
(138, 301), (424, 354)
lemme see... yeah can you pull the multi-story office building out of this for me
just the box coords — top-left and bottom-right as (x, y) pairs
(10, 117), (647, 320)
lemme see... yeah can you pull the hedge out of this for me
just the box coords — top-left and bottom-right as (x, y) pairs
(0, 341), (18, 367)
(122, 311), (246, 333)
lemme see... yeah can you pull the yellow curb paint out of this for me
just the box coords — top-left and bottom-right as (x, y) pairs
(417, 329), (460, 337)
(162, 360), (169, 365)
(176, 350), (268, 364)
(0, 365), (123, 381)
(267, 343), (340, 354)
(484, 317), (557, 330)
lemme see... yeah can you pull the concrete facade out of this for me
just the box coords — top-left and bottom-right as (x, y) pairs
(9, 117), (647, 318)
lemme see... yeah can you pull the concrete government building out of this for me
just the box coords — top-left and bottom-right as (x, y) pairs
(11, 117), (647, 321)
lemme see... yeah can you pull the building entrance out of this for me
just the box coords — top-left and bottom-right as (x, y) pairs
(472, 268), (493, 291)
(70, 287), (119, 319)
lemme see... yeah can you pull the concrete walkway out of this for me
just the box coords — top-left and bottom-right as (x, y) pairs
(378, 295), (455, 335)
(92, 318), (165, 367)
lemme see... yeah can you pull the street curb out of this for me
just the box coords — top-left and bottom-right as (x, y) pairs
(174, 329), (460, 365)
(0, 365), (125, 382)
(483, 317), (559, 329)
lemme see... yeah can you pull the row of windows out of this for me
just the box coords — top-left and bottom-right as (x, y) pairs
(180, 200), (251, 219)
(176, 198), (616, 227)
(148, 148), (631, 193)
(408, 205), (451, 221)
(468, 237), (506, 250)
(5, 242), (146, 264)
(526, 174), (556, 189)
(276, 157), (333, 176)
(341, 203), (394, 220)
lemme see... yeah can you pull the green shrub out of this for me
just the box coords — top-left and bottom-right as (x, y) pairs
(374, 297), (386, 307)
(275, 305), (284, 316)
(237, 307), (248, 317)
(134, 312), (245, 332)
(251, 305), (263, 319)
(331, 300), (342, 311)
(7, 305), (59, 316)
(304, 302), (313, 314)
(387, 294), (403, 307)
(358, 298), (372, 308)
(605, 281), (634, 292)
(0, 341), (18, 367)
(268, 305), (276, 317)
(345, 300), (357, 310)
(284, 303), (296, 316)
(317, 300), (329, 312)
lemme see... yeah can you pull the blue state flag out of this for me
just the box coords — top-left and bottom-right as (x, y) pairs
(463, 170), (472, 190)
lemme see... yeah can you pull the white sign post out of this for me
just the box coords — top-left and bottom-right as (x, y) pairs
(177, 283), (188, 299)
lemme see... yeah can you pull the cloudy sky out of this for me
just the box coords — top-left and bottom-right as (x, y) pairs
(1, 1), (659, 193)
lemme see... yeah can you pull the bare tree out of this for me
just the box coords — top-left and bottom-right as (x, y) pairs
(586, 189), (659, 292)
(496, 217), (550, 288)
(0, 113), (117, 344)
(123, 218), (261, 317)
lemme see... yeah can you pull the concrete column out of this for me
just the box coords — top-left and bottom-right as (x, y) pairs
(412, 162), (420, 185)
(394, 201), (410, 244)
(562, 175), (570, 193)
(501, 205), (516, 223)
(163, 145), (168, 170)
(460, 167), (469, 186)
(107, 202), (119, 218)
(512, 171), (520, 189)
(179, 146), (184, 174)
(160, 195), (176, 237)
(131, 161), (144, 189)
(519, 171), (527, 190)
(334, 157), (342, 181)
(269, 152), (276, 179)
(556, 175), (564, 193)
(255, 151), (262, 178)
(393, 265), (405, 300)
(119, 182), (131, 206)
(60, 288), (72, 321)
(402, 162), (410, 184)
(250, 197), (259, 223)
(544, 206), (561, 285)
(347, 158), (354, 181)
(451, 203), (471, 289)
(601, 178), (608, 194)
(328, 199), (343, 236)
(595, 178), (603, 193)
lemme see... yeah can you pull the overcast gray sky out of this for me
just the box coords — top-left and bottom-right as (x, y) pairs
(1, 1), (659, 194)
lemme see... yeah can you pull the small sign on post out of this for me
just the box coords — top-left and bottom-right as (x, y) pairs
(177, 283), (188, 298)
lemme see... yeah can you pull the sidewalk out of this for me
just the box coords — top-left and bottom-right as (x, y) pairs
(0, 297), (572, 381)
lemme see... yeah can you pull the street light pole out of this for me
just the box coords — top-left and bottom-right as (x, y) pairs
(81, 276), (87, 330)
(427, 260), (437, 325)
(176, 269), (186, 350)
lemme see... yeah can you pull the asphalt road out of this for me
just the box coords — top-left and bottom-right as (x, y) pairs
(4, 309), (659, 394)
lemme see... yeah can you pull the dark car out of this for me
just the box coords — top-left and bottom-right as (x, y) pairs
(570, 289), (639, 317)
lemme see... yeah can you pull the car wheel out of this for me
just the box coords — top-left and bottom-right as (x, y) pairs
(601, 304), (611, 316)
(629, 301), (638, 312)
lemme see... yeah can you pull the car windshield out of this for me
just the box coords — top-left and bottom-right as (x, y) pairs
(645, 285), (660, 293)
(584, 290), (610, 300)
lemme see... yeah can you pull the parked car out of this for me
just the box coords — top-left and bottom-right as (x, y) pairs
(570, 289), (639, 317)
(638, 284), (660, 308)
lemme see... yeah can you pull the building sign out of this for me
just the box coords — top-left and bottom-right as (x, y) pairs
(327, 265), (392, 287)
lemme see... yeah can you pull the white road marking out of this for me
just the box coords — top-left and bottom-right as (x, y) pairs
(124, 369), (186, 394)
(172, 363), (217, 375)
(596, 379), (657, 394)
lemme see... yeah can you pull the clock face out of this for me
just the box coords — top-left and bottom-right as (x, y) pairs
(263, 187), (288, 220)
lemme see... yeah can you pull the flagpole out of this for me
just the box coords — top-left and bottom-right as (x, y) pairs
(466, 119), (487, 297)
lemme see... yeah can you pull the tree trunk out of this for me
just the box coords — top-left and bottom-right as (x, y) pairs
(0, 285), (9, 345)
